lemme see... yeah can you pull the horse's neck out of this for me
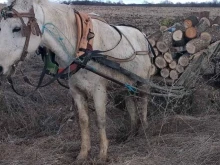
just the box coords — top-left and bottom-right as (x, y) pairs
(35, 2), (78, 64)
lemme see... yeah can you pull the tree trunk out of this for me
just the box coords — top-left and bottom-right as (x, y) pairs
(172, 30), (185, 47)
(196, 17), (211, 36)
(164, 52), (173, 63)
(186, 38), (210, 54)
(155, 56), (167, 69)
(176, 64), (185, 73)
(170, 70), (179, 80)
(169, 60), (177, 69)
(178, 55), (190, 67)
(160, 68), (170, 78)
(185, 27), (197, 40)
(184, 15), (199, 28)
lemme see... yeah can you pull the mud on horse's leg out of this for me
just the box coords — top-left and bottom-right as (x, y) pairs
(70, 87), (91, 161)
(93, 83), (109, 161)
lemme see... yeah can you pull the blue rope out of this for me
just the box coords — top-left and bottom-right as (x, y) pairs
(125, 83), (138, 94)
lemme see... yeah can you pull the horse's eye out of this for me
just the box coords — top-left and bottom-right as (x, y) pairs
(12, 27), (21, 33)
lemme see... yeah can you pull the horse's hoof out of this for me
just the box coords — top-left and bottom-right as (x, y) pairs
(76, 152), (88, 162)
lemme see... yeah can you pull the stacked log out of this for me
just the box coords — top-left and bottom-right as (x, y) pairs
(147, 11), (220, 82)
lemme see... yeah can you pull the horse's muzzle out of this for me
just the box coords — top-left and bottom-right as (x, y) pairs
(0, 66), (3, 75)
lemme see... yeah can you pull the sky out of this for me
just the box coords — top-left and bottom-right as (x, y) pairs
(0, 0), (213, 4)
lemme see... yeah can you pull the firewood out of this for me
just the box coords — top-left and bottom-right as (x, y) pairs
(148, 30), (162, 43)
(191, 11), (210, 20)
(148, 39), (156, 47)
(200, 32), (212, 43)
(212, 16), (220, 25)
(184, 15), (199, 28)
(186, 38), (210, 54)
(170, 70), (179, 80)
(150, 64), (158, 76)
(155, 56), (167, 69)
(172, 30), (185, 47)
(174, 22), (186, 31)
(176, 64), (184, 73)
(169, 60), (177, 69)
(185, 27), (197, 40)
(178, 55), (190, 67)
(153, 48), (159, 56)
(164, 52), (173, 63)
(160, 68), (170, 78)
(196, 17), (211, 36)
(201, 25), (220, 44)
(156, 31), (172, 53)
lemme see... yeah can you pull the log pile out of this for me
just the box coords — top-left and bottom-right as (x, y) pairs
(148, 11), (220, 81)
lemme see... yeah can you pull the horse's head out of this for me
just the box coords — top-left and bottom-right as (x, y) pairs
(0, 0), (44, 76)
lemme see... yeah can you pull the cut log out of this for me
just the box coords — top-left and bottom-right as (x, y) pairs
(149, 48), (159, 57)
(178, 55), (190, 67)
(164, 52), (173, 63)
(153, 48), (159, 56)
(169, 70), (179, 80)
(201, 25), (220, 43)
(196, 17), (211, 36)
(149, 64), (158, 76)
(148, 39), (156, 47)
(156, 31), (172, 53)
(160, 26), (167, 32)
(148, 31), (162, 43)
(176, 64), (184, 73)
(185, 27), (197, 40)
(184, 16), (199, 28)
(200, 32), (212, 43)
(212, 16), (220, 25)
(172, 30), (185, 47)
(191, 11), (210, 20)
(160, 68), (170, 78)
(169, 60), (177, 69)
(174, 22), (186, 32)
(155, 56), (167, 69)
(186, 38), (210, 54)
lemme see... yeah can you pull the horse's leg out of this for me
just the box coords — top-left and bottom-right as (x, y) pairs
(138, 85), (149, 131)
(93, 83), (109, 161)
(125, 96), (138, 136)
(70, 87), (91, 161)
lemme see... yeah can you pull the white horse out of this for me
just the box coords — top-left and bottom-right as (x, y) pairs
(0, 0), (152, 161)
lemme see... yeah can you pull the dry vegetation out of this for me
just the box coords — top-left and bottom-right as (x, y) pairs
(1, 6), (220, 165)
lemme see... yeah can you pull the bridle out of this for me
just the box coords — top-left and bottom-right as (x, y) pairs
(0, 2), (41, 71)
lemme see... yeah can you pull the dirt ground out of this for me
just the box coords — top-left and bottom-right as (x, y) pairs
(1, 5), (220, 165)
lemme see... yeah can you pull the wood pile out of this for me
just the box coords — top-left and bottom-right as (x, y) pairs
(148, 11), (220, 81)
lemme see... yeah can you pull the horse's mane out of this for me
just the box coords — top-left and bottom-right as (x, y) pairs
(7, 0), (49, 10)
